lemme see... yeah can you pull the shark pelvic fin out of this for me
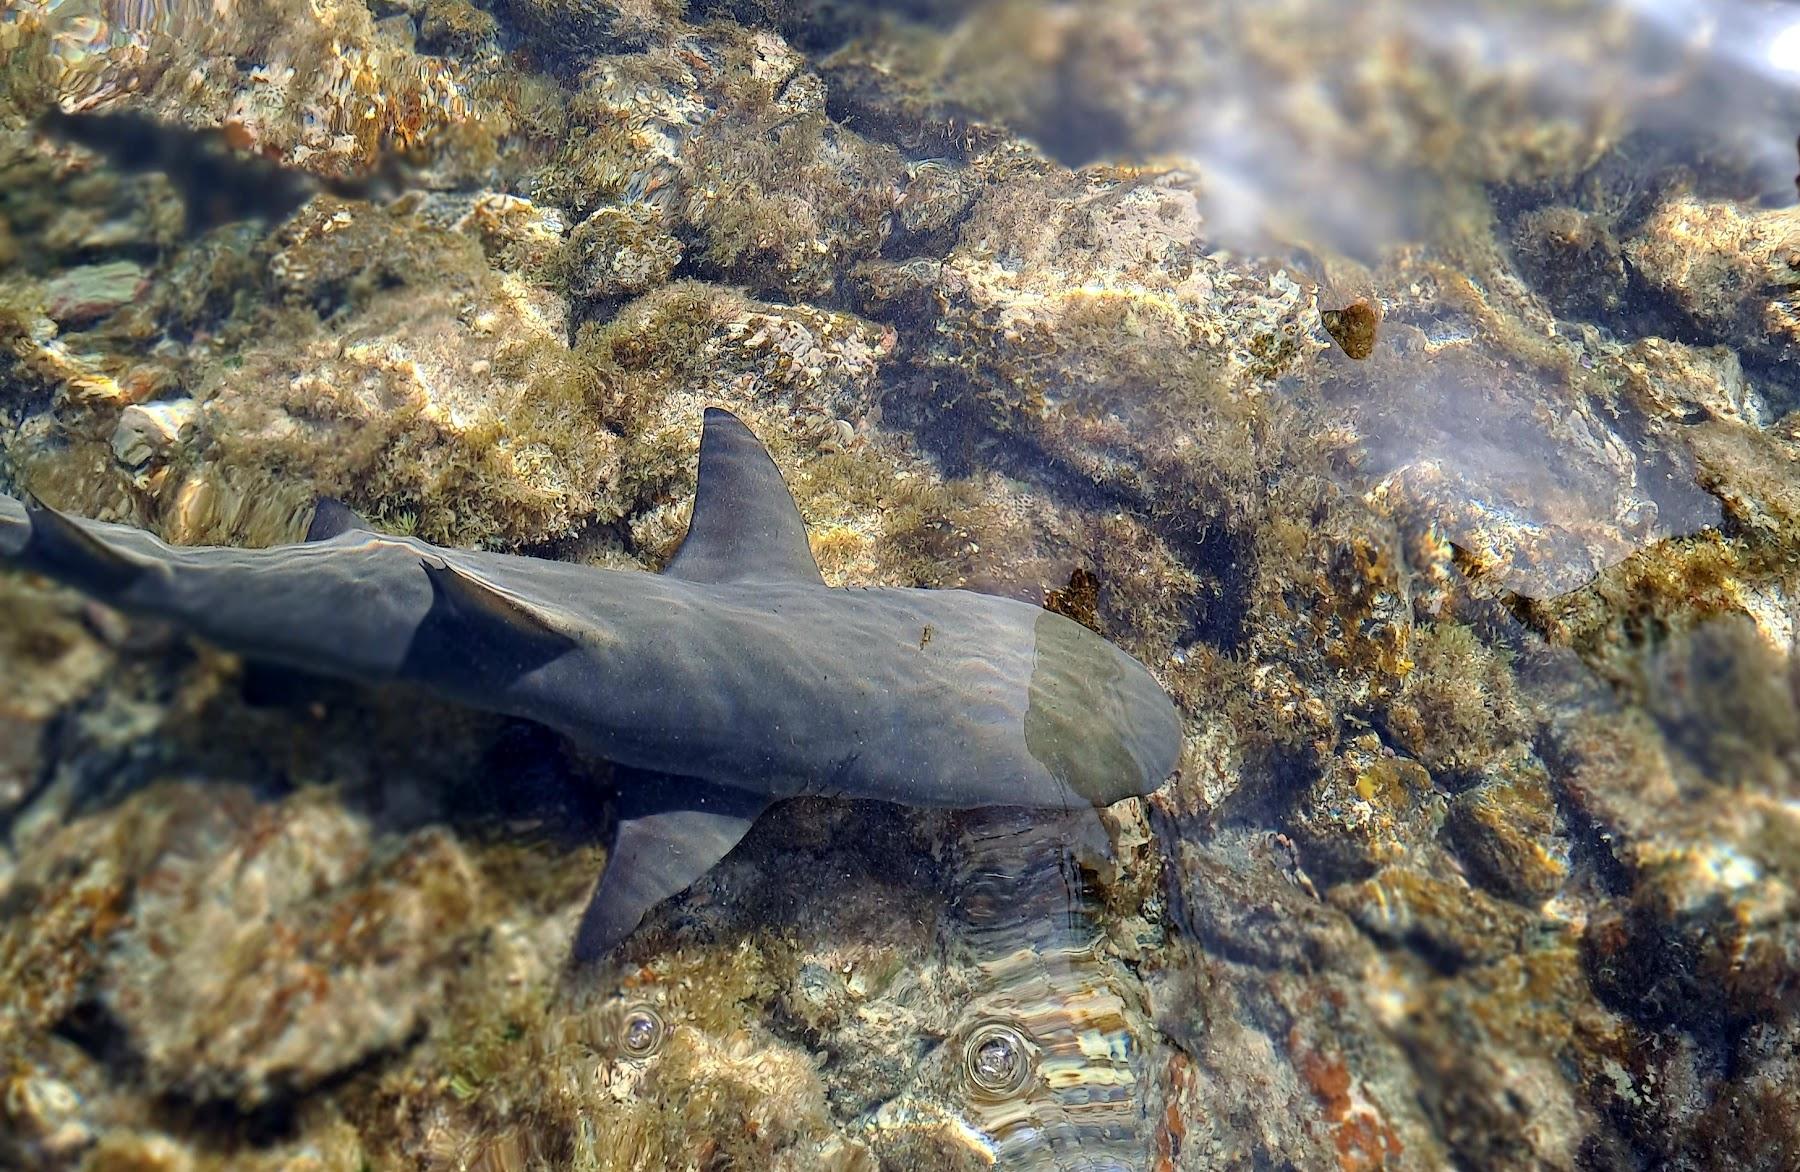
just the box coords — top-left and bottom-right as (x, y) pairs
(22, 495), (148, 594)
(663, 407), (823, 586)
(573, 777), (772, 963)
(401, 557), (578, 686)
(305, 498), (371, 542)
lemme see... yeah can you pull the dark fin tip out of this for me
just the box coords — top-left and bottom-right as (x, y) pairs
(22, 495), (145, 593)
(305, 498), (369, 542)
(403, 555), (578, 687)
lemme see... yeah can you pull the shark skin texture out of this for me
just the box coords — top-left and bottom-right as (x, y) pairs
(0, 408), (1184, 961)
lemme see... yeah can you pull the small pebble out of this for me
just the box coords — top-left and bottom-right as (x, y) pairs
(110, 399), (197, 468)
(1322, 300), (1380, 359)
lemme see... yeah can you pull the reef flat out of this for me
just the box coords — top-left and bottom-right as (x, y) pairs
(1, 1), (1797, 1169)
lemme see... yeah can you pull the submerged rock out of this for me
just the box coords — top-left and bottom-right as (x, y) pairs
(44, 261), (147, 328)
(1286, 734), (1443, 882)
(0, 580), (111, 818)
(1625, 196), (1800, 366)
(180, 196), (622, 548)
(561, 202), (683, 305)
(1445, 750), (1569, 904)
(109, 399), (196, 471)
(102, 789), (484, 1108)
(1509, 204), (1630, 319)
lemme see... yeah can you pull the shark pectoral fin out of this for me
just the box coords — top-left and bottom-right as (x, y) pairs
(572, 778), (772, 963)
(304, 498), (371, 542)
(663, 407), (824, 586)
(20, 495), (149, 594)
(401, 556), (577, 687)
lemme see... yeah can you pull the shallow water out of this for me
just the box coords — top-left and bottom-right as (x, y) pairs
(1, 1), (1799, 1169)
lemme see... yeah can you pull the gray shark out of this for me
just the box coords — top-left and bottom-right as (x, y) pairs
(0, 408), (1182, 960)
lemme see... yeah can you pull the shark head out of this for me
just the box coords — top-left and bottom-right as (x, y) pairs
(1024, 605), (1185, 807)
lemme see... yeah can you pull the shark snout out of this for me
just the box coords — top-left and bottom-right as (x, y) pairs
(1023, 609), (1183, 806)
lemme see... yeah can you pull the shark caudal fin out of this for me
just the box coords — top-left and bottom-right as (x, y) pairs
(663, 407), (823, 586)
(574, 777), (771, 963)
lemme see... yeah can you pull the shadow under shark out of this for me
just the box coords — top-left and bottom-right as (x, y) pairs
(0, 408), (1182, 961)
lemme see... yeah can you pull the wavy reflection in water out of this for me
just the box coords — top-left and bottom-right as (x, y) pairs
(553, 802), (1165, 1171)
(933, 806), (1155, 1171)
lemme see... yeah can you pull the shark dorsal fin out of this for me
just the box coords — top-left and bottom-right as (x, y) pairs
(305, 498), (370, 542)
(663, 407), (823, 586)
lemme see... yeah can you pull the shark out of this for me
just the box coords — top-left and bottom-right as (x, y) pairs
(0, 408), (1183, 961)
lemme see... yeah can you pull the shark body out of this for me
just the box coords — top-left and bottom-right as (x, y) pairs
(0, 409), (1182, 959)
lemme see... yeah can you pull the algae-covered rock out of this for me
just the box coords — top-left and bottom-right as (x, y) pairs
(501, 0), (685, 52)
(1625, 196), (1800, 366)
(1151, 826), (1458, 1168)
(1158, 828), (1367, 974)
(1689, 1019), (1800, 1169)
(1509, 203), (1629, 319)
(3, 0), (491, 181)
(0, 1066), (97, 1169)
(184, 197), (624, 548)
(1386, 621), (1535, 782)
(109, 399), (196, 472)
(679, 92), (905, 300)
(419, 0), (502, 55)
(560, 202), (683, 306)
(1241, 473), (1414, 739)
(1545, 618), (1799, 1058)
(817, 0), (1639, 246)
(101, 788), (484, 1108)
(1445, 749), (1569, 904)
(533, 23), (808, 219)
(1403, 949), (1603, 1171)
(521, 17), (905, 304)
(0, 804), (131, 1045)
(862, 162), (1316, 657)
(452, 192), (569, 281)
(0, 579), (112, 818)
(1617, 336), (1768, 430)
(1320, 321), (1722, 600)
(44, 261), (148, 328)
(1331, 860), (1537, 970)
(1286, 733), (1443, 882)
(2, 0), (1799, 1168)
